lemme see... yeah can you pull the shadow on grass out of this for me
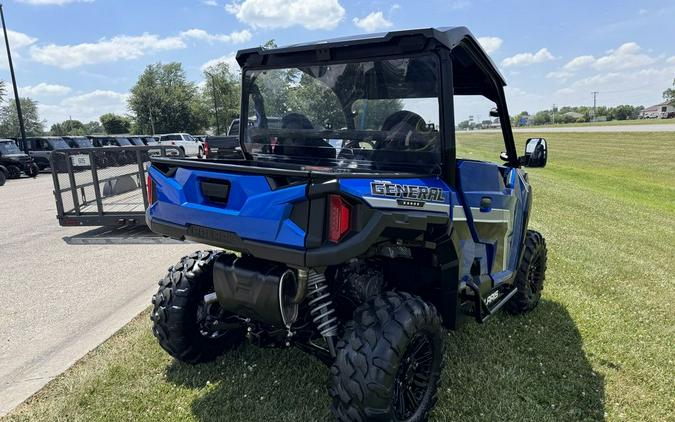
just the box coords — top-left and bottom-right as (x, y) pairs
(166, 299), (604, 421)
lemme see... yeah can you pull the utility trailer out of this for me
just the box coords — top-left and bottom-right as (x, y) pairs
(50, 145), (182, 227)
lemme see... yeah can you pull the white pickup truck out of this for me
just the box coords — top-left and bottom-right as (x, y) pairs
(157, 133), (202, 157)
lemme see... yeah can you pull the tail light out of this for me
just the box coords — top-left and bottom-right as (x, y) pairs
(328, 194), (351, 243)
(203, 140), (210, 156)
(146, 174), (154, 204)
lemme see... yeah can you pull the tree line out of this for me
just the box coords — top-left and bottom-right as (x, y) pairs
(0, 72), (673, 138)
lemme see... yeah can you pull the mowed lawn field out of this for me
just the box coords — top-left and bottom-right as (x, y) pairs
(5, 132), (674, 421)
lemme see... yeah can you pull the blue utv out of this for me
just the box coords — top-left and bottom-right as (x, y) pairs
(146, 27), (549, 421)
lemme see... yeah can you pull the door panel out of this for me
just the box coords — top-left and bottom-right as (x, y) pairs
(456, 160), (526, 282)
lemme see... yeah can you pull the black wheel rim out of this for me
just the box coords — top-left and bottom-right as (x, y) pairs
(393, 333), (434, 420)
(527, 253), (545, 296)
(197, 296), (232, 340)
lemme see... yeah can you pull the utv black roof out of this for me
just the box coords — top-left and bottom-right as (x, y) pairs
(236, 26), (506, 89)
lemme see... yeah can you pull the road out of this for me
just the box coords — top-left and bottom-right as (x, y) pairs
(0, 174), (200, 415)
(479, 123), (675, 133)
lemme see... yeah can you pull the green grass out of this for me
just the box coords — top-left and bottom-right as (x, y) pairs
(6, 132), (675, 422)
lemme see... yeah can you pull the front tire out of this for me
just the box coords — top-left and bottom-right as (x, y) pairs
(0, 170), (6, 186)
(330, 292), (444, 422)
(505, 230), (547, 314)
(151, 250), (244, 363)
(6, 165), (21, 179)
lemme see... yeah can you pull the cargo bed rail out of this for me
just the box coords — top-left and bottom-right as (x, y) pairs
(51, 146), (183, 226)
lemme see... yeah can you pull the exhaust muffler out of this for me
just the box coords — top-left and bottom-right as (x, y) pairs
(212, 254), (304, 328)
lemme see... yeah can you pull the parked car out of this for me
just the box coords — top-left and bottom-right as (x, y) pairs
(142, 137), (159, 145)
(227, 117), (282, 136)
(88, 136), (134, 166)
(203, 135), (242, 160)
(63, 136), (95, 149)
(23, 137), (71, 170)
(0, 138), (39, 178)
(157, 133), (201, 157)
(62, 136), (113, 168)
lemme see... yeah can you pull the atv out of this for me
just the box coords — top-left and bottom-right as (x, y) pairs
(146, 27), (548, 421)
(0, 139), (39, 179)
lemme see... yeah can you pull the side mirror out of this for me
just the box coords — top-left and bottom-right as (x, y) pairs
(489, 108), (499, 118)
(499, 151), (509, 162)
(523, 138), (548, 168)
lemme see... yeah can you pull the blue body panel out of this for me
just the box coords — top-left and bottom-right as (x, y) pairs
(147, 166), (307, 248)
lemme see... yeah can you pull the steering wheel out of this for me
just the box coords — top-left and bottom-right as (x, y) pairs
(337, 139), (375, 160)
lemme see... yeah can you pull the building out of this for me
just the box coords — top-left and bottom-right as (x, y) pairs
(639, 102), (675, 119)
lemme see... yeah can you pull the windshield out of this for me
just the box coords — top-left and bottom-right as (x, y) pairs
(72, 138), (94, 148)
(243, 55), (441, 173)
(0, 141), (21, 154)
(162, 135), (182, 141)
(129, 138), (145, 146)
(49, 139), (70, 150)
(115, 138), (132, 146)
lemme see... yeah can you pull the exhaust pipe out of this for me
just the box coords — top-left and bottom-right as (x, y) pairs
(212, 254), (302, 328)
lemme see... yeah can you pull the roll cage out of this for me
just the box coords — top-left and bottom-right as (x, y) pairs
(235, 27), (519, 187)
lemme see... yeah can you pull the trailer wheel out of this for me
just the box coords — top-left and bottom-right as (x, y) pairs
(6, 165), (21, 179)
(330, 292), (444, 422)
(151, 250), (244, 363)
(505, 230), (547, 314)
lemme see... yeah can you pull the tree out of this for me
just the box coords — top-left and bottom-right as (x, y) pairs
(50, 119), (86, 136)
(100, 113), (131, 134)
(202, 62), (241, 134)
(0, 97), (45, 137)
(664, 79), (675, 106)
(128, 62), (207, 134)
(83, 121), (104, 134)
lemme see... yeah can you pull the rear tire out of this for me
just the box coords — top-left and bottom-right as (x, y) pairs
(6, 165), (21, 179)
(151, 250), (244, 363)
(330, 292), (444, 422)
(505, 230), (547, 314)
(26, 163), (39, 178)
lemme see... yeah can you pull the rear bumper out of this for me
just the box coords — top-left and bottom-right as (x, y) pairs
(147, 209), (448, 268)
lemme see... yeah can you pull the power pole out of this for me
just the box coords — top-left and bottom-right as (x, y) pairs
(1, 4), (28, 153)
(552, 104), (556, 125)
(591, 91), (599, 122)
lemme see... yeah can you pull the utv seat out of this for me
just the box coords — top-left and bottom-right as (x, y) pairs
(275, 113), (335, 164)
(372, 110), (439, 170)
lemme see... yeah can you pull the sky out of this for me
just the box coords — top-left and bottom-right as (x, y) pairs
(1, 0), (674, 127)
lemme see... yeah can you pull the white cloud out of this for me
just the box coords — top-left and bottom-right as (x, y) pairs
(180, 28), (252, 44)
(501, 48), (555, 67)
(3, 29), (38, 49)
(226, 0), (345, 30)
(202, 0), (218, 5)
(667, 56), (675, 64)
(201, 52), (239, 72)
(546, 70), (573, 80)
(563, 55), (595, 70)
(21, 83), (71, 97)
(477, 36), (502, 54)
(593, 42), (656, 70)
(30, 34), (186, 69)
(15, 0), (92, 4)
(40, 90), (129, 126)
(352, 11), (392, 32)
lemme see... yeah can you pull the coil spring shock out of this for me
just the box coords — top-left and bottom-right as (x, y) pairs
(306, 270), (338, 355)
